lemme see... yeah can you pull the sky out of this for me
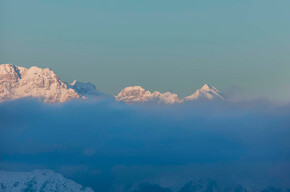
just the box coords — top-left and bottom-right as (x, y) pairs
(1, 0), (290, 100)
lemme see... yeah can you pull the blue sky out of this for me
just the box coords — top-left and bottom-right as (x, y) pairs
(1, 0), (290, 100)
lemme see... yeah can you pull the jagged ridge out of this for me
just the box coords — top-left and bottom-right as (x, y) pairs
(0, 64), (107, 103)
(0, 64), (225, 104)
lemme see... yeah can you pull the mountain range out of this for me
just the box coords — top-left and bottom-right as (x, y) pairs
(0, 170), (288, 192)
(0, 64), (224, 104)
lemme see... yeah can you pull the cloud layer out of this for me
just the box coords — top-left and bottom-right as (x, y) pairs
(0, 99), (290, 191)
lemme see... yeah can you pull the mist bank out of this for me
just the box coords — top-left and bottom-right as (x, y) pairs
(0, 98), (289, 191)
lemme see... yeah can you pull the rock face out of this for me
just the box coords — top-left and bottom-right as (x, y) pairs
(115, 86), (180, 104)
(0, 169), (94, 192)
(0, 64), (80, 103)
(0, 64), (107, 103)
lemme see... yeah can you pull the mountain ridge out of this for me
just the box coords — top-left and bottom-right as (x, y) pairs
(115, 84), (224, 104)
(0, 64), (108, 103)
(1, 169), (287, 192)
(0, 64), (225, 104)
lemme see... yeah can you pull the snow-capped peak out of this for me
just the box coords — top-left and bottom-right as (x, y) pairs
(201, 84), (212, 91)
(183, 84), (224, 101)
(1, 64), (226, 104)
(70, 80), (106, 98)
(0, 64), (80, 103)
(115, 86), (155, 103)
(0, 64), (108, 103)
(115, 86), (180, 104)
(116, 84), (225, 104)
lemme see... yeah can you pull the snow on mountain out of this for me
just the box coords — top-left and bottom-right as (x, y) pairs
(70, 80), (107, 98)
(115, 84), (225, 104)
(0, 169), (94, 192)
(115, 86), (180, 104)
(152, 91), (180, 104)
(183, 84), (224, 101)
(0, 64), (80, 103)
(0, 64), (107, 103)
(0, 64), (225, 104)
(115, 86), (153, 103)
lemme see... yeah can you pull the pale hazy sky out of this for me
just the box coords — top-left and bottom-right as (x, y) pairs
(1, 0), (290, 101)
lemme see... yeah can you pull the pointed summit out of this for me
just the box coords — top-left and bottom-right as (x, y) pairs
(183, 84), (224, 101)
(201, 84), (211, 90)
